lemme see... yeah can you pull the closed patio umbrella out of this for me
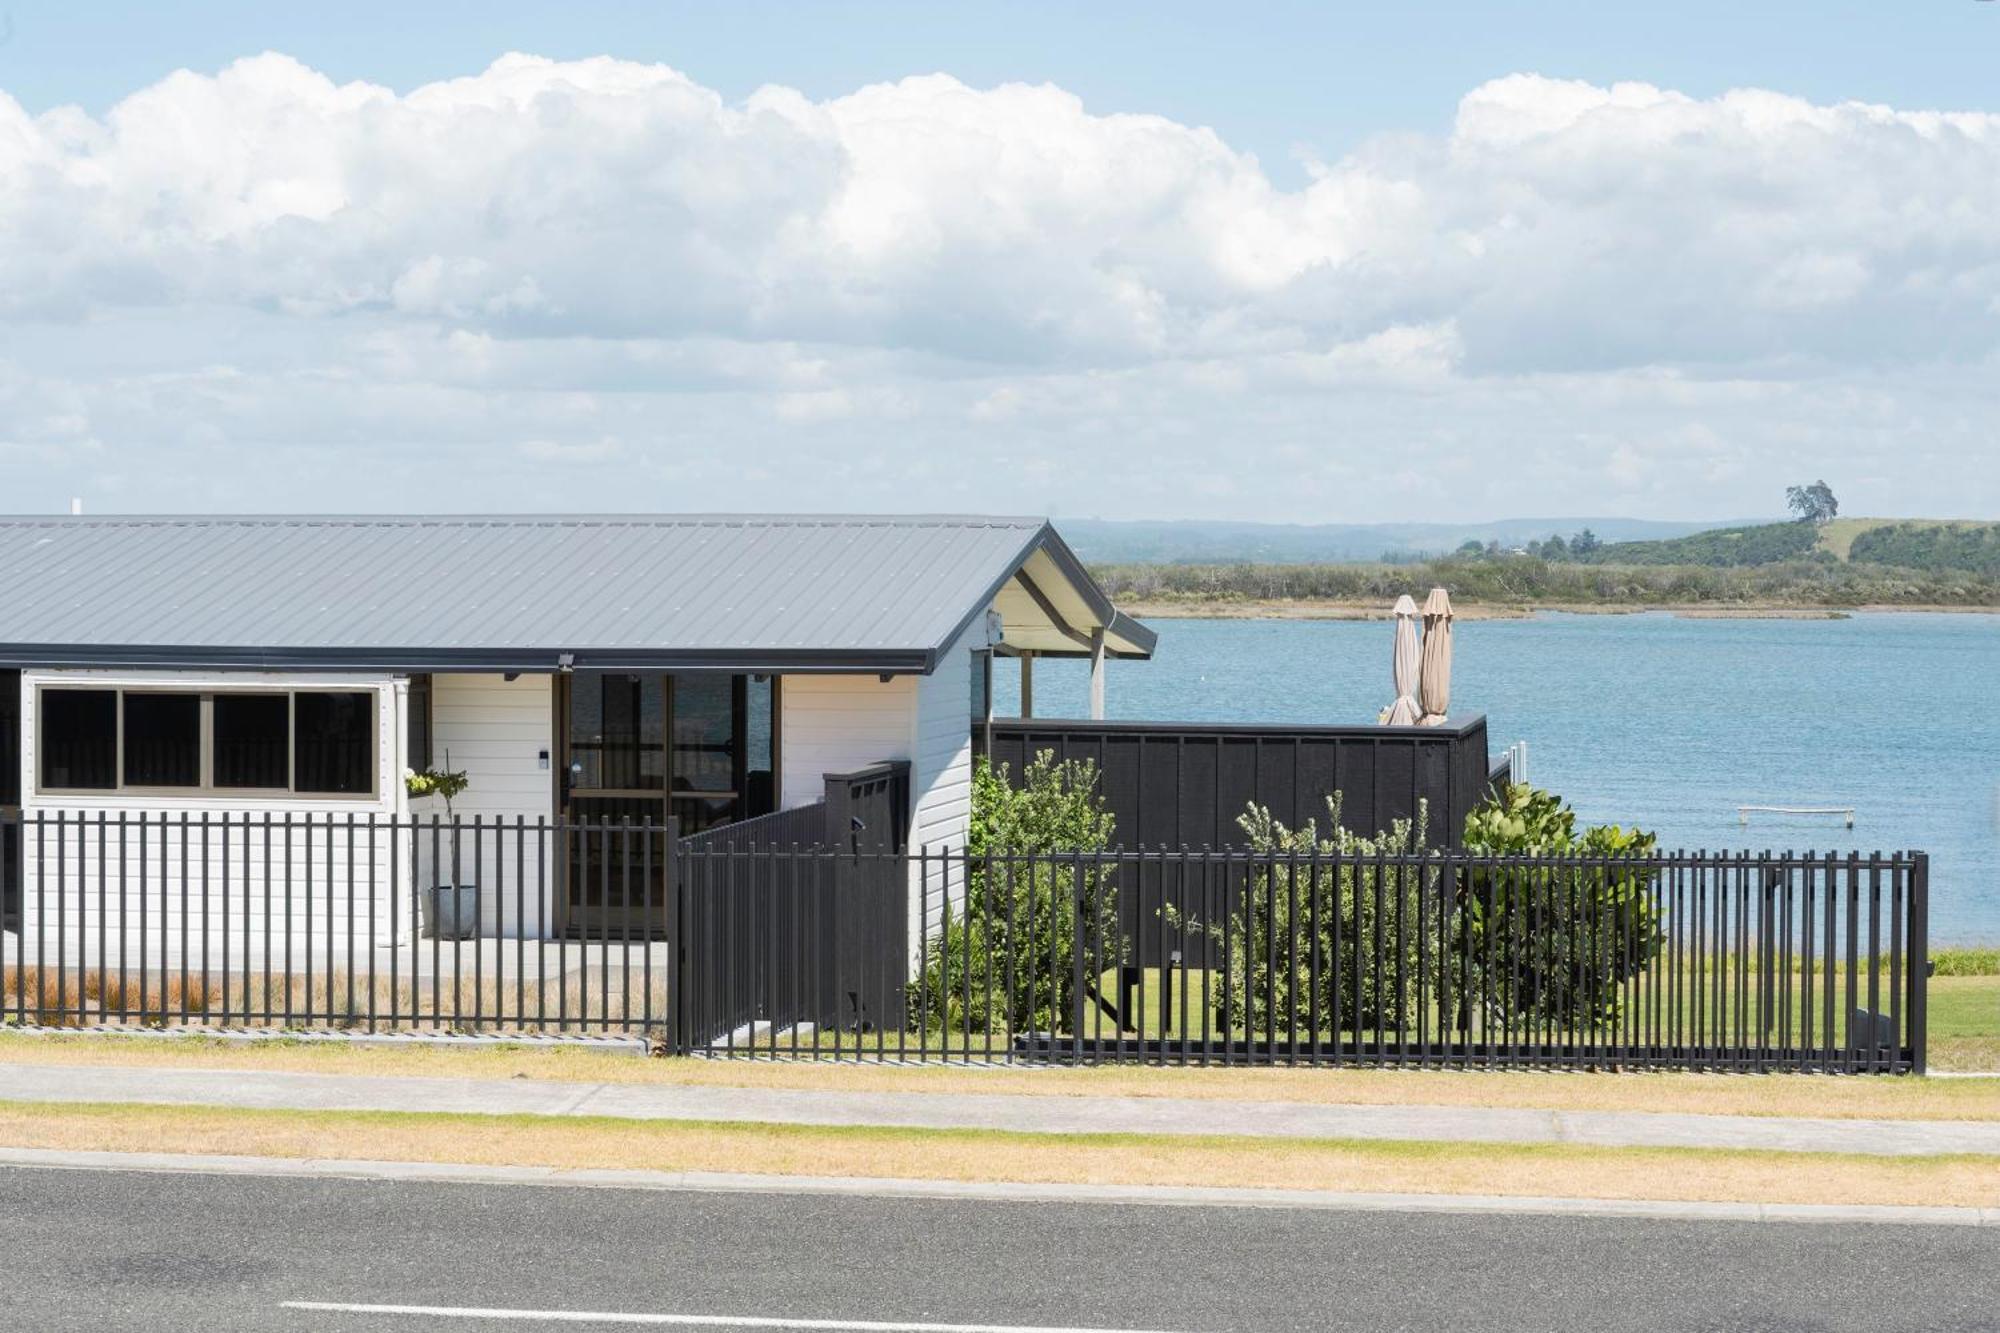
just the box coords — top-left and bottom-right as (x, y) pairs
(1419, 586), (1454, 725)
(1385, 594), (1421, 725)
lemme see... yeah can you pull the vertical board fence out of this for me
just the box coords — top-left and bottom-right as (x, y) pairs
(1, 808), (1928, 1073)
(976, 716), (1493, 969)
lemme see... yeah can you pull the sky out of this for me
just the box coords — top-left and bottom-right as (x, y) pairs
(2, 2), (1998, 522)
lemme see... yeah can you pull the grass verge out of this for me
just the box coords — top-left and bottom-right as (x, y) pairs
(2, 1031), (1995, 1121)
(2, 1100), (1995, 1209)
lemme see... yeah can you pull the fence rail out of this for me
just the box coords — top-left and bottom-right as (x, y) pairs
(0, 810), (1927, 1072)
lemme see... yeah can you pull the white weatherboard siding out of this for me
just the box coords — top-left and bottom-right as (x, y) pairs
(779, 673), (917, 811)
(409, 673), (557, 938)
(779, 648), (977, 962)
(16, 670), (404, 963)
(911, 624), (976, 938)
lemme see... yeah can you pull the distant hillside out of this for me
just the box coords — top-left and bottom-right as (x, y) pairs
(1568, 517), (2000, 572)
(1059, 516), (1750, 564)
(1570, 522), (1822, 567)
(1844, 520), (2000, 575)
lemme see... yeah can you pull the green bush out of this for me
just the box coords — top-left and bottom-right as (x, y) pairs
(1849, 522), (2000, 576)
(1459, 784), (1663, 1031)
(909, 751), (1121, 1035)
(1174, 793), (1437, 1038)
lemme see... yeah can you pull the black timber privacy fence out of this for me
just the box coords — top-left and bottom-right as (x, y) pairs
(676, 762), (910, 1052)
(1, 809), (1928, 1072)
(975, 716), (1494, 969)
(977, 716), (1493, 852)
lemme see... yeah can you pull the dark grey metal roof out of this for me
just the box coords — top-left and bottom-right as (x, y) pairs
(0, 514), (1155, 673)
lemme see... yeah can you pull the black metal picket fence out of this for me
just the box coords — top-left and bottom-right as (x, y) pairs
(0, 808), (1928, 1072)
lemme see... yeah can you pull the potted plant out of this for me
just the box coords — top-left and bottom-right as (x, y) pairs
(405, 756), (475, 940)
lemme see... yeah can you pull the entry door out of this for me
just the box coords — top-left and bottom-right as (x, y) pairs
(556, 672), (777, 932)
(561, 673), (671, 934)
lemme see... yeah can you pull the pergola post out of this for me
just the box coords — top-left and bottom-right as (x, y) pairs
(1019, 650), (1034, 719)
(1088, 628), (1106, 720)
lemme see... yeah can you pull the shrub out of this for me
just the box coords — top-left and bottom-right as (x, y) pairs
(910, 751), (1121, 1035)
(1459, 784), (1663, 1031)
(1174, 793), (1438, 1038)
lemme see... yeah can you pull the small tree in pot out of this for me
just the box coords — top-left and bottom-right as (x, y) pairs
(405, 755), (474, 939)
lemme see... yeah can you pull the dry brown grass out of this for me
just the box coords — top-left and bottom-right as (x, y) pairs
(1938, 1038), (2000, 1074)
(1, 1100), (1994, 1208)
(2, 1030), (1995, 1122)
(1, 964), (667, 1033)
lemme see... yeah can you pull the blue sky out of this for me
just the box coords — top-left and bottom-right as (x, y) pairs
(0, 3), (1997, 520)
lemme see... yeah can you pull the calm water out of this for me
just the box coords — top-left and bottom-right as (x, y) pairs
(993, 612), (2000, 945)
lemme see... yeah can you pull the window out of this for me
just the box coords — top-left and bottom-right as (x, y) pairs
(122, 693), (201, 788)
(970, 649), (992, 723)
(294, 691), (375, 794)
(744, 674), (776, 818)
(1, 669), (20, 807)
(407, 674), (433, 773)
(213, 694), (289, 789)
(40, 690), (116, 791)
(36, 685), (380, 798)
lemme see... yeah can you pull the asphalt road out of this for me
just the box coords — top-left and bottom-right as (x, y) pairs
(1, 1165), (1995, 1332)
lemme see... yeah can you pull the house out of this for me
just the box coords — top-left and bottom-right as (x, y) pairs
(0, 514), (1154, 954)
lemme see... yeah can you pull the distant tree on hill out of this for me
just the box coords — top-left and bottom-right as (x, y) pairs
(1570, 528), (1601, 557)
(1455, 539), (1485, 558)
(1786, 481), (1839, 525)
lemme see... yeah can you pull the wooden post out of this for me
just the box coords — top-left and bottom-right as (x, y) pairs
(1019, 650), (1034, 719)
(1088, 628), (1106, 720)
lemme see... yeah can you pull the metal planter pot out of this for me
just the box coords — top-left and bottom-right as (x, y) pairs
(424, 883), (480, 941)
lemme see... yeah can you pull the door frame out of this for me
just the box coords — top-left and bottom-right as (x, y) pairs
(550, 671), (781, 933)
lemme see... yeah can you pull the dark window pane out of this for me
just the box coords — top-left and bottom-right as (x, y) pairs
(407, 674), (433, 772)
(214, 694), (290, 789)
(123, 693), (201, 787)
(744, 675), (775, 817)
(0, 669), (18, 806)
(40, 690), (117, 790)
(294, 692), (375, 795)
(969, 650), (990, 722)
(569, 674), (662, 790)
(671, 674), (734, 793)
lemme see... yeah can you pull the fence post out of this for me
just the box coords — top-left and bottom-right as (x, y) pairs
(666, 816), (688, 1056)
(1908, 853), (1928, 1076)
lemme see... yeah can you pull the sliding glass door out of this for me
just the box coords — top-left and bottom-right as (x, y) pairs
(559, 672), (775, 930)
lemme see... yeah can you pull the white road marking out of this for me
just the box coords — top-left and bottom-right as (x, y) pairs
(280, 1301), (1197, 1332)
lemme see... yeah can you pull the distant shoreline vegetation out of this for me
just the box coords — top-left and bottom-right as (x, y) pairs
(1090, 517), (2000, 613)
(1092, 559), (2000, 612)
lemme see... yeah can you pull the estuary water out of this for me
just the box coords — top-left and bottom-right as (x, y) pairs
(991, 611), (2000, 944)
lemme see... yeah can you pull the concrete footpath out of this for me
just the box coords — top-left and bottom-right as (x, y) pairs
(3, 1061), (1998, 1157)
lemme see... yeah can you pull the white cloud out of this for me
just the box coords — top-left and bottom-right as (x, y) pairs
(1, 55), (1998, 518)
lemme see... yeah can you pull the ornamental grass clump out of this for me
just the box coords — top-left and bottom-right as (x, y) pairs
(911, 751), (1121, 1036)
